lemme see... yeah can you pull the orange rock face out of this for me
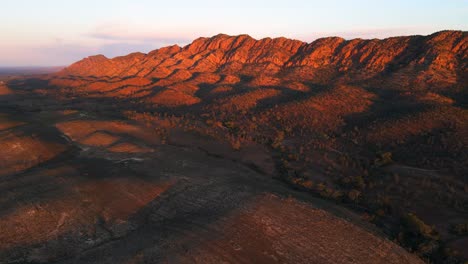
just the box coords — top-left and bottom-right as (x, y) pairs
(1, 30), (465, 264)
(59, 31), (466, 85)
(52, 31), (467, 108)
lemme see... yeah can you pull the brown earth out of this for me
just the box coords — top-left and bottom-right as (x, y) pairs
(0, 30), (467, 263)
(0, 107), (423, 264)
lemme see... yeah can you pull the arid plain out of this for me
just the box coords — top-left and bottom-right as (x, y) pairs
(0, 30), (467, 263)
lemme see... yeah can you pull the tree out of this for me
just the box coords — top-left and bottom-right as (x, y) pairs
(348, 189), (361, 201)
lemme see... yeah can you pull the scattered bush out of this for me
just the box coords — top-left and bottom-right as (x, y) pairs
(450, 222), (468, 236)
(347, 189), (361, 201)
(374, 152), (393, 167)
(402, 213), (438, 240)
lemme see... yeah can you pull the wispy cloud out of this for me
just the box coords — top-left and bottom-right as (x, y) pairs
(0, 41), (168, 67)
(88, 32), (191, 44)
(0, 22), (198, 66)
(86, 22), (193, 45)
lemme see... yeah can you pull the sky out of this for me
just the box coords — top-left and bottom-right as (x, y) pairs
(0, 0), (467, 66)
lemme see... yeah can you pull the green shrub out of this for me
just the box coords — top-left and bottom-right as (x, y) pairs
(374, 152), (393, 167)
(347, 189), (361, 201)
(402, 213), (437, 240)
(450, 222), (468, 235)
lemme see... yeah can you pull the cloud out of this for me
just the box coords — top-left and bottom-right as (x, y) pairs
(0, 21), (197, 66)
(3, 23), (444, 67)
(86, 22), (193, 45)
(88, 32), (191, 45)
(0, 41), (166, 67)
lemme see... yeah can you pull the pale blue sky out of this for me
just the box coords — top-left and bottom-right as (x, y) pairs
(1, 0), (466, 66)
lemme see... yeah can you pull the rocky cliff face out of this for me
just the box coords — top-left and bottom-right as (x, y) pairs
(60, 31), (467, 89)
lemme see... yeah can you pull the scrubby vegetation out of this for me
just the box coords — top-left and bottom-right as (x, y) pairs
(6, 31), (467, 263)
(115, 86), (467, 263)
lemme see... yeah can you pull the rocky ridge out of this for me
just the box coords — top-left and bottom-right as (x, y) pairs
(60, 31), (467, 90)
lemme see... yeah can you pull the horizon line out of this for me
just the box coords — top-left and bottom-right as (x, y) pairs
(2, 29), (465, 67)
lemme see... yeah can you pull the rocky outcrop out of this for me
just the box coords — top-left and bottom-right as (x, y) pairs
(59, 31), (467, 88)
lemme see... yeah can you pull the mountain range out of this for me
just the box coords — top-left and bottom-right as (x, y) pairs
(62, 30), (467, 88)
(0, 30), (467, 263)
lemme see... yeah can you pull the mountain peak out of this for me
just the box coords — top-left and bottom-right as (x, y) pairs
(87, 54), (108, 60)
(59, 31), (467, 88)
